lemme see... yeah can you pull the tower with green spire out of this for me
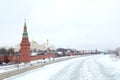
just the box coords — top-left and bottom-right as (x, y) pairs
(20, 20), (30, 62)
(23, 20), (28, 38)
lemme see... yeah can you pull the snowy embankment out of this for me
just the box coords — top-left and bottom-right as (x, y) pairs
(4, 54), (120, 80)
(0, 56), (76, 74)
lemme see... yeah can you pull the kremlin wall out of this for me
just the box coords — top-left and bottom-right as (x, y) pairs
(0, 21), (94, 64)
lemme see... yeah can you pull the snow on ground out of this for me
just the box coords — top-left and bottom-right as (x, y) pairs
(96, 55), (120, 80)
(4, 54), (120, 80)
(0, 58), (50, 73)
(0, 63), (25, 73)
(0, 56), (75, 74)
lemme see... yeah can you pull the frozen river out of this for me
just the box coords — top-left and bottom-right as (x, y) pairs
(5, 54), (120, 80)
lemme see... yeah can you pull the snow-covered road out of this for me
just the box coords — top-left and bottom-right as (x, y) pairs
(4, 54), (120, 80)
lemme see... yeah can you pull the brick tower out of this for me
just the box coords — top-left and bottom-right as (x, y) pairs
(20, 20), (30, 62)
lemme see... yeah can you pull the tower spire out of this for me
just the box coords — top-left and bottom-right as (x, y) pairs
(23, 19), (28, 38)
(24, 19), (27, 32)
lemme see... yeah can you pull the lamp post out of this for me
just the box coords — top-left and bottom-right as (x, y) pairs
(16, 52), (20, 69)
(46, 39), (50, 59)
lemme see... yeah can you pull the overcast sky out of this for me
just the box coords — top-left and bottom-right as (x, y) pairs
(0, 0), (120, 50)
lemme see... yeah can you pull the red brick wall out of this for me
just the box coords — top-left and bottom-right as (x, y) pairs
(0, 53), (55, 63)
(30, 53), (55, 61)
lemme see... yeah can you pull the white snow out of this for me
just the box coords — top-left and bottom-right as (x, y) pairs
(0, 56), (75, 74)
(4, 54), (120, 80)
(31, 52), (37, 56)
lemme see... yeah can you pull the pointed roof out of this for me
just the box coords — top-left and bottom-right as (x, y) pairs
(24, 19), (27, 32)
(23, 19), (28, 38)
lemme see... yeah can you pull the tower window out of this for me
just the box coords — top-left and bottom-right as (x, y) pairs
(25, 47), (27, 49)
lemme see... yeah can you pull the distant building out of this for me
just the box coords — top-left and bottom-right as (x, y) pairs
(15, 40), (55, 52)
(30, 40), (47, 51)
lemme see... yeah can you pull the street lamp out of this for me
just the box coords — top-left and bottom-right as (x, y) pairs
(16, 52), (20, 69)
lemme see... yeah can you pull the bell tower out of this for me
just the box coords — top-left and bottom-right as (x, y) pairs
(20, 20), (30, 62)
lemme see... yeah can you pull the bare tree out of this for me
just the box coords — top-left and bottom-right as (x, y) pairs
(0, 48), (9, 63)
(8, 48), (15, 56)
